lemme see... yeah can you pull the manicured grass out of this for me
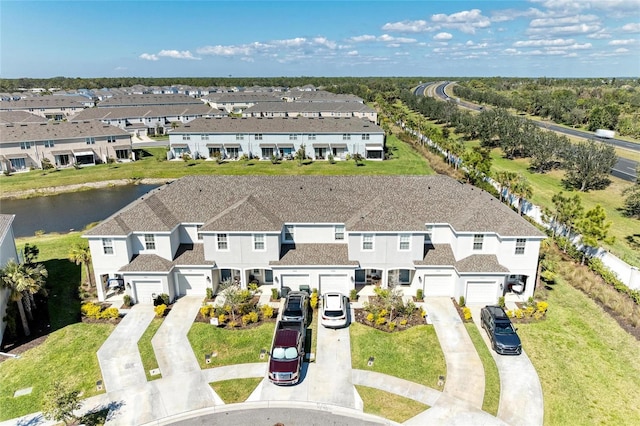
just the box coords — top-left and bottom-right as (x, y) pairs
(0, 136), (433, 196)
(518, 280), (640, 425)
(210, 378), (262, 404)
(307, 308), (318, 361)
(138, 317), (164, 381)
(0, 322), (114, 421)
(355, 385), (428, 423)
(464, 323), (500, 415)
(350, 323), (446, 388)
(188, 322), (275, 369)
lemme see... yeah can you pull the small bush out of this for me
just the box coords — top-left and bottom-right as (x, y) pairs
(154, 304), (167, 317)
(123, 294), (133, 307)
(310, 293), (319, 309)
(260, 304), (274, 319)
(100, 307), (120, 320)
(206, 287), (214, 300)
(271, 288), (279, 300)
(228, 320), (237, 328)
(375, 316), (387, 326)
(536, 301), (549, 313)
(155, 293), (170, 306)
(350, 288), (358, 301)
(458, 296), (466, 307)
(366, 312), (375, 323)
(218, 313), (227, 324)
(81, 302), (102, 319)
(524, 306), (535, 317)
(420, 307), (427, 317)
(462, 307), (472, 321)
(379, 308), (388, 318)
(400, 319), (408, 326)
(388, 322), (396, 331)
(200, 305), (212, 318)
(416, 288), (423, 301)
(498, 296), (505, 308)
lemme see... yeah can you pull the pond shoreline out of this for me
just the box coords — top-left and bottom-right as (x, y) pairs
(0, 178), (173, 200)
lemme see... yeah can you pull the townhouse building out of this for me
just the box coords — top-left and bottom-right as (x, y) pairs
(97, 94), (204, 108)
(242, 102), (377, 123)
(0, 121), (132, 172)
(0, 95), (91, 120)
(84, 175), (545, 305)
(167, 116), (385, 161)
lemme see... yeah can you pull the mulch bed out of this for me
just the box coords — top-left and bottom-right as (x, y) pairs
(353, 304), (426, 332)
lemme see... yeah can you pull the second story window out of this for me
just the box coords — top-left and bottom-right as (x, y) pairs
(182, 135), (190, 141)
(515, 238), (526, 255)
(144, 234), (155, 250)
(107, 136), (116, 143)
(362, 234), (374, 251)
(284, 225), (294, 242)
(253, 234), (265, 251)
(362, 134), (370, 140)
(343, 134), (351, 140)
(473, 234), (484, 251)
(44, 140), (55, 148)
(20, 142), (33, 150)
(399, 234), (410, 251)
(289, 134), (298, 140)
(334, 225), (345, 241)
(236, 134), (244, 140)
(255, 133), (263, 140)
(217, 234), (228, 250)
(86, 137), (95, 144)
(308, 134), (316, 140)
(196, 225), (203, 241)
(102, 238), (114, 255)
(201, 134), (209, 140)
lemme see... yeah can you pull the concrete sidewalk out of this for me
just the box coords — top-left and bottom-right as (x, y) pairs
(423, 297), (485, 409)
(96, 304), (155, 392)
(470, 306), (544, 426)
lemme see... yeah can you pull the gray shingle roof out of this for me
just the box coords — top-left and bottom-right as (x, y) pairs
(0, 111), (48, 124)
(0, 214), (15, 247)
(456, 255), (509, 273)
(0, 95), (88, 110)
(98, 94), (203, 108)
(173, 244), (213, 266)
(70, 104), (221, 121)
(1, 121), (130, 143)
(85, 175), (545, 239)
(171, 116), (383, 134)
(270, 244), (358, 266)
(243, 102), (375, 114)
(416, 244), (457, 266)
(119, 254), (174, 272)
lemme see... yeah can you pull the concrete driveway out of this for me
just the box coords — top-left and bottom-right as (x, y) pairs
(470, 306), (544, 426)
(423, 297), (485, 409)
(96, 304), (155, 392)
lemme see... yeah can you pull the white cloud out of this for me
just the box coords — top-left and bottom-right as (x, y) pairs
(609, 39), (637, 45)
(431, 9), (491, 34)
(273, 38), (307, 47)
(349, 35), (377, 42)
(615, 47), (630, 52)
(313, 37), (337, 49)
(433, 32), (453, 41)
(382, 20), (435, 33)
(622, 22), (640, 32)
(587, 30), (612, 39)
(197, 45), (254, 56)
(158, 50), (201, 60)
(351, 34), (416, 44)
(139, 53), (159, 61)
(346, 50), (359, 56)
(514, 38), (575, 47)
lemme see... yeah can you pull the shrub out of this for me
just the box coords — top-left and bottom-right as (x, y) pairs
(271, 288), (279, 300)
(100, 307), (120, 320)
(375, 316), (386, 326)
(400, 319), (408, 326)
(228, 320), (237, 328)
(218, 313), (227, 324)
(366, 312), (375, 323)
(200, 305), (212, 318)
(206, 287), (214, 300)
(260, 304), (274, 319)
(524, 306), (535, 317)
(123, 294), (133, 307)
(154, 304), (167, 317)
(420, 307), (427, 318)
(416, 288), (423, 301)
(41, 158), (54, 170)
(242, 314), (252, 326)
(388, 322), (396, 331)
(458, 296), (466, 307)
(248, 311), (259, 323)
(498, 296), (505, 308)
(379, 308), (388, 318)
(536, 301), (549, 313)
(310, 292), (319, 309)
(81, 302), (101, 319)
(155, 293), (170, 306)
(462, 307), (472, 321)
(350, 288), (358, 301)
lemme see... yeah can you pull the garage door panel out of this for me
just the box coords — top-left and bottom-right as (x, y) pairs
(133, 280), (162, 304)
(319, 275), (348, 295)
(466, 281), (498, 305)
(424, 274), (453, 297)
(280, 275), (309, 292)
(178, 273), (208, 296)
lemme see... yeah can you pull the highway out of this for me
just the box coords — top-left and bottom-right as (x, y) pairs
(415, 82), (637, 182)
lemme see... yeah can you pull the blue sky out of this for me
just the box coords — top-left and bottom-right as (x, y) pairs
(2, 0), (639, 78)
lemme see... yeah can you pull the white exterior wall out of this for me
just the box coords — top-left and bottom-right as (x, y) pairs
(0, 221), (18, 344)
(287, 224), (346, 244)
(131, 233), (173, 261)
(206, 233), (280, 267)
(89, 236), (132, 301)
(347, 233), (422, 266)
(179, 224), (203, 244)
(455, 233), (499, 260)
(122, 272), (173, 304)
(273, 266), (355, 293)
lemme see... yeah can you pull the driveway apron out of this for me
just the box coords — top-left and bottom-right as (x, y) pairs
(471, 307), (544, 426)
(96, 304), (155, 392)
(423, 297), (485, 409)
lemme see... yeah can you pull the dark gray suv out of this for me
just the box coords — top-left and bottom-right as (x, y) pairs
(481, 305), (522, 355)
(282, 291), (309, 325)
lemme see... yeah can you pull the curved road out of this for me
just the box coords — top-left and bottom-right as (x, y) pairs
(416, 82), (637, 182)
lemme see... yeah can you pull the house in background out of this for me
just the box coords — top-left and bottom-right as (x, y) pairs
(242, 102), (378, 123)
(0, 215), (18, 345)
(0, 95), (91, 120)
(167, 116), (385, 161)
(0, 121), (132, 172)
(84, 175), (545, 306)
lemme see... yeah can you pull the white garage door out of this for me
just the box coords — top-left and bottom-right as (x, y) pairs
(319, 275), (348, 295)
(133, 280), (163, 304)
(177, 273), (208, 296)
(280, 274), (309, 292)
(466, 281), (498, 305)
(424, 274), (454, 297)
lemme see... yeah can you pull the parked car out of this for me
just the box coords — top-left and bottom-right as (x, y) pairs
(282, 291), (309, 324)
(481, 305), (522, 355)
(320, 292), (349, 328)
(268, 320), (306, 385)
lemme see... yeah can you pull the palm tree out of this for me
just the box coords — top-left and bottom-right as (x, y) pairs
(21, 263), (48, 318)
(68, 244), (93, 287)
(512, 175), (533, 216)
(1, 260), (31, 336)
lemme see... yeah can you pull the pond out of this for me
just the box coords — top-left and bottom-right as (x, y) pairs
(0, 184), (160, 238)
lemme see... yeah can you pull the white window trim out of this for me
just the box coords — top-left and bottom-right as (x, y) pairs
(253, 234), (266, 251)
(334, 225), (345, 241)
(283, 225), (294, 243)
(515, 238), (526, 255)
(144, 234), (156, 250)
(473, 234), (484, 251)
(196, 225), (204, 241)
(398, 234), (411, 251)
(217, 233), (229, 251)
(102, 238), (114, 255)
(362, 234), (374, 251)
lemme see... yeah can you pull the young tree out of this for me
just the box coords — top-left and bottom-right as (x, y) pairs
(622, 167), (640, 219)
(512, 174), (533, 215)
(68, 244), (93, 287)
(494, 171), (518, 203)
(563, 139), (617, 191)
(1, 260), (31, 336)
(462, 146), (492, 185)
(294, 144), (306, 166)
(352, 153), (364, 166)
(42, 381), (82, 426)
(549, 192), (584, 252)
(576, 204), (615, 264)
(23, 243), (40, 266)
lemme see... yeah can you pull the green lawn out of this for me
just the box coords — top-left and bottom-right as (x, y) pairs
(138, 318), (164, 381)
(188, 322), (275, 369)
(210, 378), (262, 404)
(350, 323), (446, 388)
(0, 135), (433, 196)
(518, 280), (640, 425)
(356, 385), (428, 423)
(0, 322), (114, 421)
(464, 323), (500, 415)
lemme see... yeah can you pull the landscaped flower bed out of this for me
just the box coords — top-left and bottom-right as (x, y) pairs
(195, 284), (277, 329)
(354, 287), (426, 332)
